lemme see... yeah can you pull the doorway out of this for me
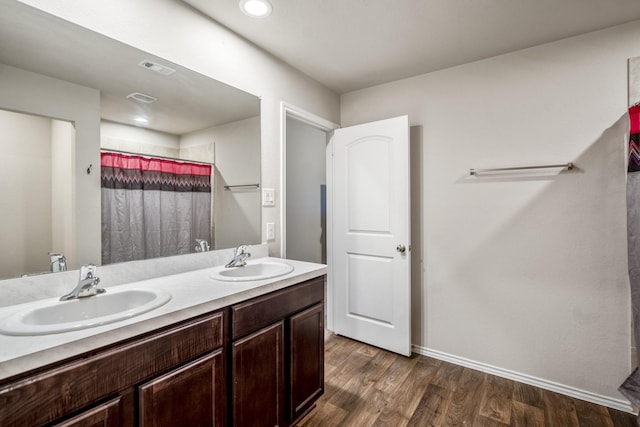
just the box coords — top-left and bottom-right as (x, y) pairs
(281, 103), (338, 263)
(281, 103), (338, 330)
(285, 116), (330, 263)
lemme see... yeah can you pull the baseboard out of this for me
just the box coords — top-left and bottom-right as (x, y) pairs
(412, 344), (636, 414)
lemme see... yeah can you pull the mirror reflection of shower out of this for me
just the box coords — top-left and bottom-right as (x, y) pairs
(0, 1), (262, 280)
(101, 149), (213, 265)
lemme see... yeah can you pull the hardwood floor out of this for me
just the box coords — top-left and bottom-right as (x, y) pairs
(298, 334), (637, 427)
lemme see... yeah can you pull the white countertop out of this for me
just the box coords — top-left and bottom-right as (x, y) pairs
(0, 257), (326, 382)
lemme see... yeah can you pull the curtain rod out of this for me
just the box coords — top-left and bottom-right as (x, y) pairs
(100, 148), (213, 166)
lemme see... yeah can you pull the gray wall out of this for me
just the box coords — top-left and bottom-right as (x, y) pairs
(286, 117), (327, 263)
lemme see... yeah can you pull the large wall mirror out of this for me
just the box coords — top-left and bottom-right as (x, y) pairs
(0, 1), (261, 279)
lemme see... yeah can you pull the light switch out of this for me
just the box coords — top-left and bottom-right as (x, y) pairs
(262, 188), (275, 207)
(266, 222), (275, 241)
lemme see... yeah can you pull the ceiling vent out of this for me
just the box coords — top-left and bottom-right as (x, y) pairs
(137, 60), (176, 76)
(126, 92), (158, 104)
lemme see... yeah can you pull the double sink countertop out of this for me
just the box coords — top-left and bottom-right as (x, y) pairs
(0, 256), (326, 383)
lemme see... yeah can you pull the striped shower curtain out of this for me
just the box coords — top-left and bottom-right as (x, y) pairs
(101, 152), (212, 265)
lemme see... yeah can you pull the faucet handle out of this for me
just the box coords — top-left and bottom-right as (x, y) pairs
(49, 252), (63, 261)
(79, 264), (97, 280)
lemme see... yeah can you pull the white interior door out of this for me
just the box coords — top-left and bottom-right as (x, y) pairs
(329, 115), (411, 356)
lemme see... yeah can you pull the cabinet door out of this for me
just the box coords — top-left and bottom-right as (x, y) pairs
(139, 349), (225, 427)
(232, 321), (285, 427)
(289, 303), (324, 423)
(52, 397), (121, 427)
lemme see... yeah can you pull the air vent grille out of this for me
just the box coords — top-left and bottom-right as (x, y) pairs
(126, 92), (158, 104)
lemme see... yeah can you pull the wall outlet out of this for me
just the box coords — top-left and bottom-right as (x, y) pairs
(262, 188), (275, 207)
(266, 222), (275, 241)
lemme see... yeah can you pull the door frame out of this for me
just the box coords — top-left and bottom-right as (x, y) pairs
(280, 102), (339, 330)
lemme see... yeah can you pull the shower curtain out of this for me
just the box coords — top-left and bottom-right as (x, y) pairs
(101, 152), (212, 265)
(620, 104), (640, 412)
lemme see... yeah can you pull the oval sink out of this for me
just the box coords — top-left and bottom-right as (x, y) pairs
(0, 288), (172, 336)
(210, 260), (294, 282)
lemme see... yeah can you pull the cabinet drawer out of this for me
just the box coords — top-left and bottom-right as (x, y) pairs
(0, 311), (224, 427)
(51, 396), (122, 427)
(232, 277), (324, 339)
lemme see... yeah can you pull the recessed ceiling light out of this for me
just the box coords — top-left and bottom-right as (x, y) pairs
(239, 0), (272, 18)
(134, 117), (149, 124)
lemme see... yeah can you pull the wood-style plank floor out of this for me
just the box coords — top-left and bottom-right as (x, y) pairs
(298, 334), (637, 427)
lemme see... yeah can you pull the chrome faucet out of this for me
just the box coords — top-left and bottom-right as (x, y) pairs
(195, 239), (210, 252)
(225, 245), (251, 268)
(49, 253), (67, 273)
(60, 264), (105, 301)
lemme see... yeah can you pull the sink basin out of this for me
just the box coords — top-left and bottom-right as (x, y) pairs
(0, 288), (172, 336)
(209, 260), (294, 282)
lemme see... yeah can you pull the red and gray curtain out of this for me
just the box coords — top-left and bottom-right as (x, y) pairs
(101, 152), (212, 265)
(620, 105), (640, 408)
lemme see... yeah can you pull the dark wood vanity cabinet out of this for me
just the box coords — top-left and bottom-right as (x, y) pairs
(231, 276), (325, 427)
(0, 275), (325, 427)
(0, 311), (226, 427)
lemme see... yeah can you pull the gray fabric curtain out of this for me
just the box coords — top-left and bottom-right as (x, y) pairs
(620, 172), (640, 410)
(101, 152), (212, 265)
(620, 105), (640, 416)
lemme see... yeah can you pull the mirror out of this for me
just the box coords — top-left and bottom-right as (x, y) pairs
(0, 2), (261, 279)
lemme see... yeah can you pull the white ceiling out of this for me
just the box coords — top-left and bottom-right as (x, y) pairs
(184, 0), (640, 94)
(0, 1), (259, 135)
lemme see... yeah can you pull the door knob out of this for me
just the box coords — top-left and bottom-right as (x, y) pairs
(396, 244), (406, 254)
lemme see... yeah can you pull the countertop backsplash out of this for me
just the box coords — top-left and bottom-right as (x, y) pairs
(0, 244), (269, 308)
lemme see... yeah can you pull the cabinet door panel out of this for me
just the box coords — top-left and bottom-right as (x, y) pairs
(52, 397), (121, 427)
(232, 321), (284, 427)
(139, 349), (225, 427)
(289, 303), (324, 423)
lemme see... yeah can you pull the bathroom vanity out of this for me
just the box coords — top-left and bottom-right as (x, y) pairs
(0, 255), (326, 427)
